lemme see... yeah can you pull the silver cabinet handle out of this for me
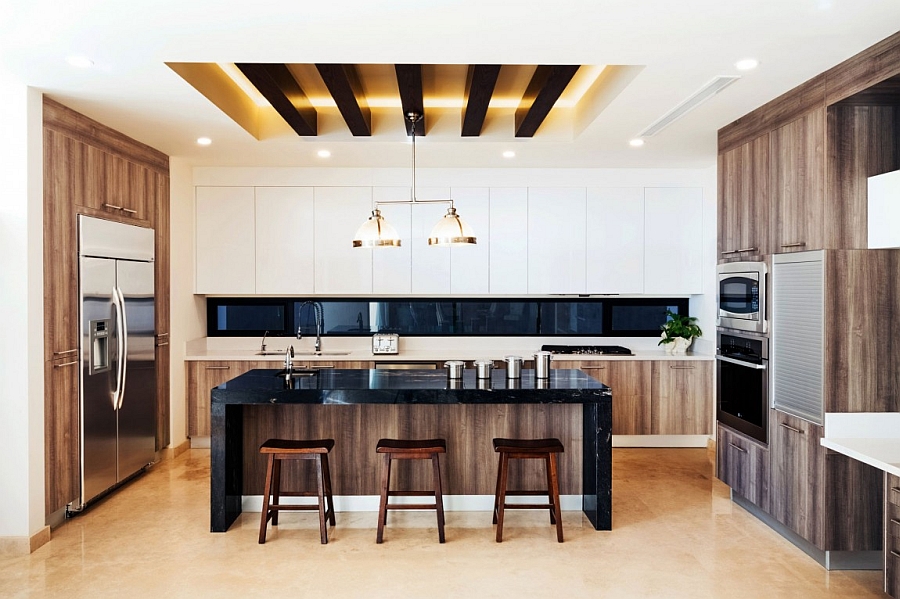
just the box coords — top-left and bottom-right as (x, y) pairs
(721, 249), (741, 255)
(122, 207), (137, 214)
(890, 518), (900, 526)
(54, 360), (78, 368)
(892, 486), (900, 494)
(779, 423), (803, 434)
(728, 442), (747, 453)
(669, 365), (695, 369)
(737, 247), (758, 253)
(716, 355), (767, 370)
(157, 333), (169, 338)
(103, 203), (123, 210)
(53, 349), (78, 356)
(892, 550), (900, 559)
(205, 366), (231, 370)
(156, 341), (169, 347)
(781, 242), (806, 248)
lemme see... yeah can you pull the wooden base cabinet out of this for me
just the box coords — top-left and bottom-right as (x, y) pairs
(716, 423), (769, 511)
(573, 361), (651, 435)
(44, 357), (80, 516)
(887, 474), (900, 598)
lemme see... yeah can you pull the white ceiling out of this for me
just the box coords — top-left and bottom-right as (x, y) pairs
(2, 0), (899, 169)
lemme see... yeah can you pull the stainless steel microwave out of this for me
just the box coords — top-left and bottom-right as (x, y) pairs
(717, 261), (767, 334)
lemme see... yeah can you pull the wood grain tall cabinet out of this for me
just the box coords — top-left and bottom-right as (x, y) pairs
(42, 97), (170, 519)
(716, 30), (900, 568)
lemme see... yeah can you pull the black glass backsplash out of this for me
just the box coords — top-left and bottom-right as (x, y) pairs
(208, 297), (689, 338)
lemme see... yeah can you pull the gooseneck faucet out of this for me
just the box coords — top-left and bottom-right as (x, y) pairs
(284, 345), (294, 374)
(297, 301), (324, 353)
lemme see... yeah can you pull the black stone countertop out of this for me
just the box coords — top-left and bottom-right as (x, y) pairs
(211, 368), (610, 405)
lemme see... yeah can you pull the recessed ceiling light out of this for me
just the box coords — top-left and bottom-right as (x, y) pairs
(502, 151), (516, 158)
(66, 55), (94, 69)
(735, 58), (759, 71)
(317, 150), (331, 158)
(197, 137), (212, 146)
(629, 139), (645, 147)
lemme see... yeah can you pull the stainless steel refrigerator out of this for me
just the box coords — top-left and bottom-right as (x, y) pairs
(78, 215), (157, 508)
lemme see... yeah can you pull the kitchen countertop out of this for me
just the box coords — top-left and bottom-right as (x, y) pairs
(820, 412), (900, 478)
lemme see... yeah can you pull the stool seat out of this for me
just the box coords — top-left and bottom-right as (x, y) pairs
(260, 439), (335, 454)
(492, 437), (564, 543)
(258, 438), (335, 545)
(493, 438), (564, 454)
(376, 438), (447, 543)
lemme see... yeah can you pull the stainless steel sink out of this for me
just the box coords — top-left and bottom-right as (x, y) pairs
(273, 369), (318, 377)
(255, 350), (290, 355)
(294, 351), (352, 356)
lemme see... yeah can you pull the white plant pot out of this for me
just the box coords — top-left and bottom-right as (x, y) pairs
(662, 335), (692, 355)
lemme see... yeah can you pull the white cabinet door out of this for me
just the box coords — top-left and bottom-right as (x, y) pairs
(255, 187), (315, 294)
(644, 187), (703, 294)
(371, 187), (412, 294)
(314, 187), (373, 294)
(489, 188), (528, 294)
(195, 186), (255, 294)
(411, 187), (451, 294)
(527, 188), (587, 294)
(586, 188), (645, 294)
(450, 187), (489, 294)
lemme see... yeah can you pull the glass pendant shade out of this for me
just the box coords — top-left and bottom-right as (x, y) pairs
(352, 209), (401, 248)
(427, 207), (477, 246)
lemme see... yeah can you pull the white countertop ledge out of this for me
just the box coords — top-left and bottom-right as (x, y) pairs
(820, 412), (900, 478)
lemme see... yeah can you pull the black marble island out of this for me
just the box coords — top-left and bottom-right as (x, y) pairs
(210, 368), (612, 533)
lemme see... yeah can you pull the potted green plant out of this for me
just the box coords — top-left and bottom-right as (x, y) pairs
(658, 310), (702, 354)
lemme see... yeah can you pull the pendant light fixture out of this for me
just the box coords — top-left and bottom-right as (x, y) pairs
(352, 112), (476, 248)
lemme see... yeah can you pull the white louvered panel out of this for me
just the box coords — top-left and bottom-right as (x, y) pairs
(772, 253), (825, 424)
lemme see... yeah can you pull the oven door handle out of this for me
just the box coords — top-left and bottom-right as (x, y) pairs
(715, 355), (767, 370)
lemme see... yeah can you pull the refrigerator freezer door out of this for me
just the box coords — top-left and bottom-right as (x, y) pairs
(81, 257), (119, 504)
(116, 259), (156, 481)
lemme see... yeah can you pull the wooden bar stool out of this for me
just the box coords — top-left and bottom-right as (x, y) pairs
(492, 437), (564, 543)
(258, 438), (336, 545)
(375, 438), (447, 544)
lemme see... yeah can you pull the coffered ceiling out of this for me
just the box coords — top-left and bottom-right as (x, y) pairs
(2, 1), (899, 169)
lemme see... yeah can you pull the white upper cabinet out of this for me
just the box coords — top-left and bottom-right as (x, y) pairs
(644, 187), (703, 294)
(586, 188), (645, 294)
(489, 188), (528, 294)
(527, 188), (587, 294)
(195, 186), (256, 294)
(411, 187), (451, 294)
(449, 187), (489, 294)
(371, 187), (412, 294)
(255, 187), (315, 294)
(313, 187), (373, 294)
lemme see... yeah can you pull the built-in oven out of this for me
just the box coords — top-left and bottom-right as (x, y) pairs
(717, 261), (767, 334)
(716, 330), (768, 444)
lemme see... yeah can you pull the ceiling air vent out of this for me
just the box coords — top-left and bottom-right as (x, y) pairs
(638, 76), (740, 137)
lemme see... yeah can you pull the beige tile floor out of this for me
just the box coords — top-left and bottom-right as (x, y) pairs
(0, 448), (887, 598)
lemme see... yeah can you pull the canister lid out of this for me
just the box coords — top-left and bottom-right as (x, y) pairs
(504, 355), (523, 362)
(473, 359), (493, 366)
(444, 360), (465, 366)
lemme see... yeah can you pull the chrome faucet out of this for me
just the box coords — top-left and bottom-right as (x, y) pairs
(297, 301), (324, 353)
(284, 345), (294, 373)
(260, 330), (268, 353)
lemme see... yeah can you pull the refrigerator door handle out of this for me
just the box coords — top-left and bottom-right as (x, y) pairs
(110, 285), (124, 410)
(115, 286), (128, 410)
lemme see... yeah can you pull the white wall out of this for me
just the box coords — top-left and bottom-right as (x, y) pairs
(0, 72), (46, 546)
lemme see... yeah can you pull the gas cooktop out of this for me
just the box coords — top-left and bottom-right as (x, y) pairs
(540, 345), (633, 355)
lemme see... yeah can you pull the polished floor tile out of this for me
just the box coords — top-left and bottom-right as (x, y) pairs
(0, 448), (886, 598)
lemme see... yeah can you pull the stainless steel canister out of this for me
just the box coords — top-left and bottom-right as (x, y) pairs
(534, 351), (551, 379)
(504, 355), (523, 379)
(474, 359), (493, 379)
(445, 360), (465, 379)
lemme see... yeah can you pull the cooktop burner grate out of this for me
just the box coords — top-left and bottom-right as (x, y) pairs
(540, 345), (633, 355)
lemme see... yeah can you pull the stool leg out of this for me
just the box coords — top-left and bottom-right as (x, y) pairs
(495, 452), (510, 543)
(431, 452), (446, 543)
(259, 454), (276, 544)
(322, 453), (336, 526)
(549, 452), (563, 543)
(315, 455), (328, 544)
(376, 453), (391, 544)
(271, 457), (282, 526)
(545, 454), (556, 525)
(492, 452), (502, 525)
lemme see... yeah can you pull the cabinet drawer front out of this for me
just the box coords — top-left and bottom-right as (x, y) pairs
(890, 474), (900, 507)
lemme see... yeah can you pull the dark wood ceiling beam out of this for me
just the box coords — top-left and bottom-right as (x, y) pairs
(461, 65), (501, 137)
(515, 65), (580, 137)
(235, 63), (317, 136)
(315, 64), (371, 136)
(394, 64), (425, 136)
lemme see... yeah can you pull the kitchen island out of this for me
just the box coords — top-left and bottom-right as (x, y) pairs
(210, 368), (612, 533)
